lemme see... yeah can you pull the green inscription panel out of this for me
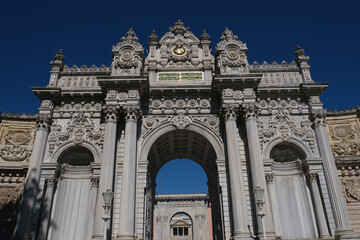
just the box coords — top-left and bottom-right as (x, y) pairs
(157, 72), (203, 82)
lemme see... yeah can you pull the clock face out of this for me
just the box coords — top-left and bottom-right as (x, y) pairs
(172, 45), (187, 56)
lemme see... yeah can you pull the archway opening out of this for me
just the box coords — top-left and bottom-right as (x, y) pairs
(156, 158), (208, 194)
(146, 129), (222, 240)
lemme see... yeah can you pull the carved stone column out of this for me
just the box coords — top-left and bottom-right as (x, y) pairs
(38, 178), (57, 240)
(308, 172), (330, 238)
(93, 105), (119, 239)
(265, 174), (282, 236)
(88, 177), (100, 239)
(223, 104), (251, 240)
(311, 111), (353, 235)
(13, 114), (51, 240)
(242, 104), (275, 237)
(118, 105), (140, 240)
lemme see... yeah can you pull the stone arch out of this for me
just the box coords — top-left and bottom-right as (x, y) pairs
(262, 136), (312, 160)
(139, 122), (226, 240)
(51, 140), (101, 164)
(139, 121), (225, 164)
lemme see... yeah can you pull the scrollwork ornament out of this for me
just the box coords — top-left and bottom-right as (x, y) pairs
(45, 178), (57, 187)
(36, 114), (52, 131)
(91, 177), (100, 187)
(242, 103), (259, 120)
(103, 105), (120, 123)
(265, 174), (274, 184)
(345, 179), (360, 201)
(124, 105), (141, 122)
(310, 109), (327, 127)
(308, 172), (318, 182)
(222, 104), (238, 120)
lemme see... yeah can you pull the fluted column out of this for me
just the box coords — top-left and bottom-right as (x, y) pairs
(93, 105), (119, 239)
(38, 178), (57, 240)
(308, 172), (330, 237)
(223, 104), (251, 240)
(118, 106), (140, 240)
(265, 174), (282, 236)
(311, 111), (352, 233)
(13, 114), (51, 240)
(243, 103), (275, 237)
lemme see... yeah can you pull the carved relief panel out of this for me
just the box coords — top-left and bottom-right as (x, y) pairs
(326, 113), (360, 157)
(0, 117), (36, 162)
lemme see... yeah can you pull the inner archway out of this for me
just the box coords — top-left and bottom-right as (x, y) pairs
(145, 129), (224, 240)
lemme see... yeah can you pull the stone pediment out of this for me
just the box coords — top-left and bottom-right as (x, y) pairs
(145, 20), (214, 86)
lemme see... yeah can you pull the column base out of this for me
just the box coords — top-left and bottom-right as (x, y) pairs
(114, 233), (136, 240)
(335, 229), (360, 240)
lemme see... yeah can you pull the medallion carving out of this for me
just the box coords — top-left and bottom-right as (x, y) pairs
(343, 179), (360, 202)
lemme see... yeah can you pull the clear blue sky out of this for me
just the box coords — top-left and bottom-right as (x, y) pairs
(1, 0), (359, 193)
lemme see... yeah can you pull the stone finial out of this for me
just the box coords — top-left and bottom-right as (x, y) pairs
(220, 27), (239, 42)
(148, 30), (159, 43)
(295, 45), (305, 57)
(120, 28), (139, 43)
(200, 30), (210, 41)
(169, 19), (189, 35)
(54, 49), (65, 62)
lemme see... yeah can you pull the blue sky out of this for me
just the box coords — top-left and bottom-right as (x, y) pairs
(1, 0), (359, 193)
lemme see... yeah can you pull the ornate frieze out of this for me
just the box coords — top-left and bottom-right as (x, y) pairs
(258, 98), (309, 115)
(258, 110), (316, 153)
(149, 97), (211, 115)
(53, 102), (103, 118)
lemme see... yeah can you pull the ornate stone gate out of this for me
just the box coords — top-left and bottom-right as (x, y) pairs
(11, 20), (360, 240)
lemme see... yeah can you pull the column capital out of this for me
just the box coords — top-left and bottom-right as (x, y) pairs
(45, 177), (57, 187)
(241, 103), (259, 121)
(222, 104), (238, 120)
(91, 177), (100, 187)
(103, 104), (120, 123)
(36, 114), (52, 131)
(265, 173), (274, 184)
(308, 172), (318, 182)
(310, 109), (326, 127)
(123, 105), (141, 122)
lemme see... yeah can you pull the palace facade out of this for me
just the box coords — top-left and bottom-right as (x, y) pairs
(0, 20), (359, 240)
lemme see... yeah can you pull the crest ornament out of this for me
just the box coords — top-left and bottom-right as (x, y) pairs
(172, 114), (191, 129)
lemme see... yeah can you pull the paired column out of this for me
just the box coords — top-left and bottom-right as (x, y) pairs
(311, 111), (352, 233)
(38, 178), (57, 240)
(223, 104), (251, 239)
(308, 172), (330, 237)
(243, 103), (275, 236)
(13, 114), (51, 240)
(118, 106), (139, 240)
(93, 105), (119, 238)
